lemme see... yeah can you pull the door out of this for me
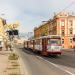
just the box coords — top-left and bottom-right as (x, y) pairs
(42, 38), (47, 55)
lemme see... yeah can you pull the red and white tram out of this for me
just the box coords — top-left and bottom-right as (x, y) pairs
(24, 35), (62, 56)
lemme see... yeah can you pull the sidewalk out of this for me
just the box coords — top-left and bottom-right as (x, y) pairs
(13, 47), (26, 75)
(0, 51), (11, 75)
(0, 49), (25, 75)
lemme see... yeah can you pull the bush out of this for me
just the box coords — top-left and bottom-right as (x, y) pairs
(9, 73), (21, 75)
(9, 53), (19, 60)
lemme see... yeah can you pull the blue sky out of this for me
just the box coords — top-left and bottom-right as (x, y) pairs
(0, 0), (75, 33)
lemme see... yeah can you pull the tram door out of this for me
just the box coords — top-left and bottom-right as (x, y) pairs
(33, 40), (35, 51)
(42, 38), (47, 52)
(73, 36), (75, 50)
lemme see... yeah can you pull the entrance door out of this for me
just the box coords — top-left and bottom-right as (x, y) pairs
(42, 38), (47, 55)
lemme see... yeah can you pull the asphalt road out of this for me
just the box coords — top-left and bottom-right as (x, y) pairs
(15, 45), (75, 75)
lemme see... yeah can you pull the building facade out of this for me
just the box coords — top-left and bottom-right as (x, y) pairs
(0, 18), (6, 37)
(34, 12), (75, 49)
(50, 12), (75, 49)
(34, 22), (50, 38)
(0, 18), (7, 50)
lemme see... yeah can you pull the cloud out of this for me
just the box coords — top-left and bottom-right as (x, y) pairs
(0, 0), (75, 33)
(18, 13), (48, 33)
(0, 0), (22, 22)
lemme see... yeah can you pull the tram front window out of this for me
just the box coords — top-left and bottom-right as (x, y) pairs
(48, 39), (61, 45)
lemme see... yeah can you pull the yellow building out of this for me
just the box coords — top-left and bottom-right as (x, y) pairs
(34, 22), (50, 38)
(0, 18), (7, 50)
(0, 18), (6, 38)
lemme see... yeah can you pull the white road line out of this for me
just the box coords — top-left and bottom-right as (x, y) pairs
(65, 70), (75, 75)
(36, 56), (75, 75)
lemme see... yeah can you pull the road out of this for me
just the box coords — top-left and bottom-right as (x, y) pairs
(15, 44), (75, 75)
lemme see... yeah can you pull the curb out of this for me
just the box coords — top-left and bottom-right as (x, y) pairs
(13, 48), (26, 75)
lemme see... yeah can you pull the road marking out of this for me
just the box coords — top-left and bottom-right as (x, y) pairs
(36, 56), (75, 75)
(65, 70), (75, 75)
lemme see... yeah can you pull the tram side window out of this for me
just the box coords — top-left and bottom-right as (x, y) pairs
(37, 39), (40, 45)
(57, 41), (61, 44)
(48, 40), (51, 44)
(40, 39), (42, 45)
(34, 40), (36, 45)
(31, 41), (33, 45)
(35, 39), (40, 45)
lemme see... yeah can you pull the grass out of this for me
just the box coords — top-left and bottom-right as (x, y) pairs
(7, 67), (18, 70)
(7, 53), (21, 75)
(9, 73), (21, 75)
(12, 64), (19, 67)
(8, 53), (19, 60)
(11, 61), (18, 64)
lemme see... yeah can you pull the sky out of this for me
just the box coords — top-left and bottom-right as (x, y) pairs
(0, 0), (75, 33)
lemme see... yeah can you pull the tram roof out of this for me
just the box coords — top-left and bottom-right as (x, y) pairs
(34, 35), (61, 40)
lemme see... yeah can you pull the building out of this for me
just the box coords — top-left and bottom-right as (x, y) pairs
(0, 18), (6, 37)
(50, 12), (75, 49)
(34, 12), (75, 49)
(34, 21), (50, 38)
(0, 18), (7, 50)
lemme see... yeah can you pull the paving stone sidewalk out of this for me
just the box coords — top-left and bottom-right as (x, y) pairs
(0, 51), (11, 75)
(0, 50), (25, 75)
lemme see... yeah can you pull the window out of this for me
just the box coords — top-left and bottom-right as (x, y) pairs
(3, 19), (6, 25)
(70, 29), (72, 35)
(69, 20), (72, 26)
(73, 37), (75, 41)
(62, 39), (64, 44)
(63, 46), (64, 48)
(70, 45), (72, 48)
(70, 38), (72, 43)
(61, 19), (65, 26)
(61, 22), (65, 26)
(61, 30), (65, 36)
(48, 39), (61, 44)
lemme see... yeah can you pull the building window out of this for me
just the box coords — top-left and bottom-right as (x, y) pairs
(69, 20), (72, 26)
(70, 29), (72, 35)
(62, 39), (64, 44)
(61, 19), (65, 26)
(70, 45), (72, 48)
(61, 30), (65, 36)
(63, 46), (64, 48)
(70, 38), (72, 43)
